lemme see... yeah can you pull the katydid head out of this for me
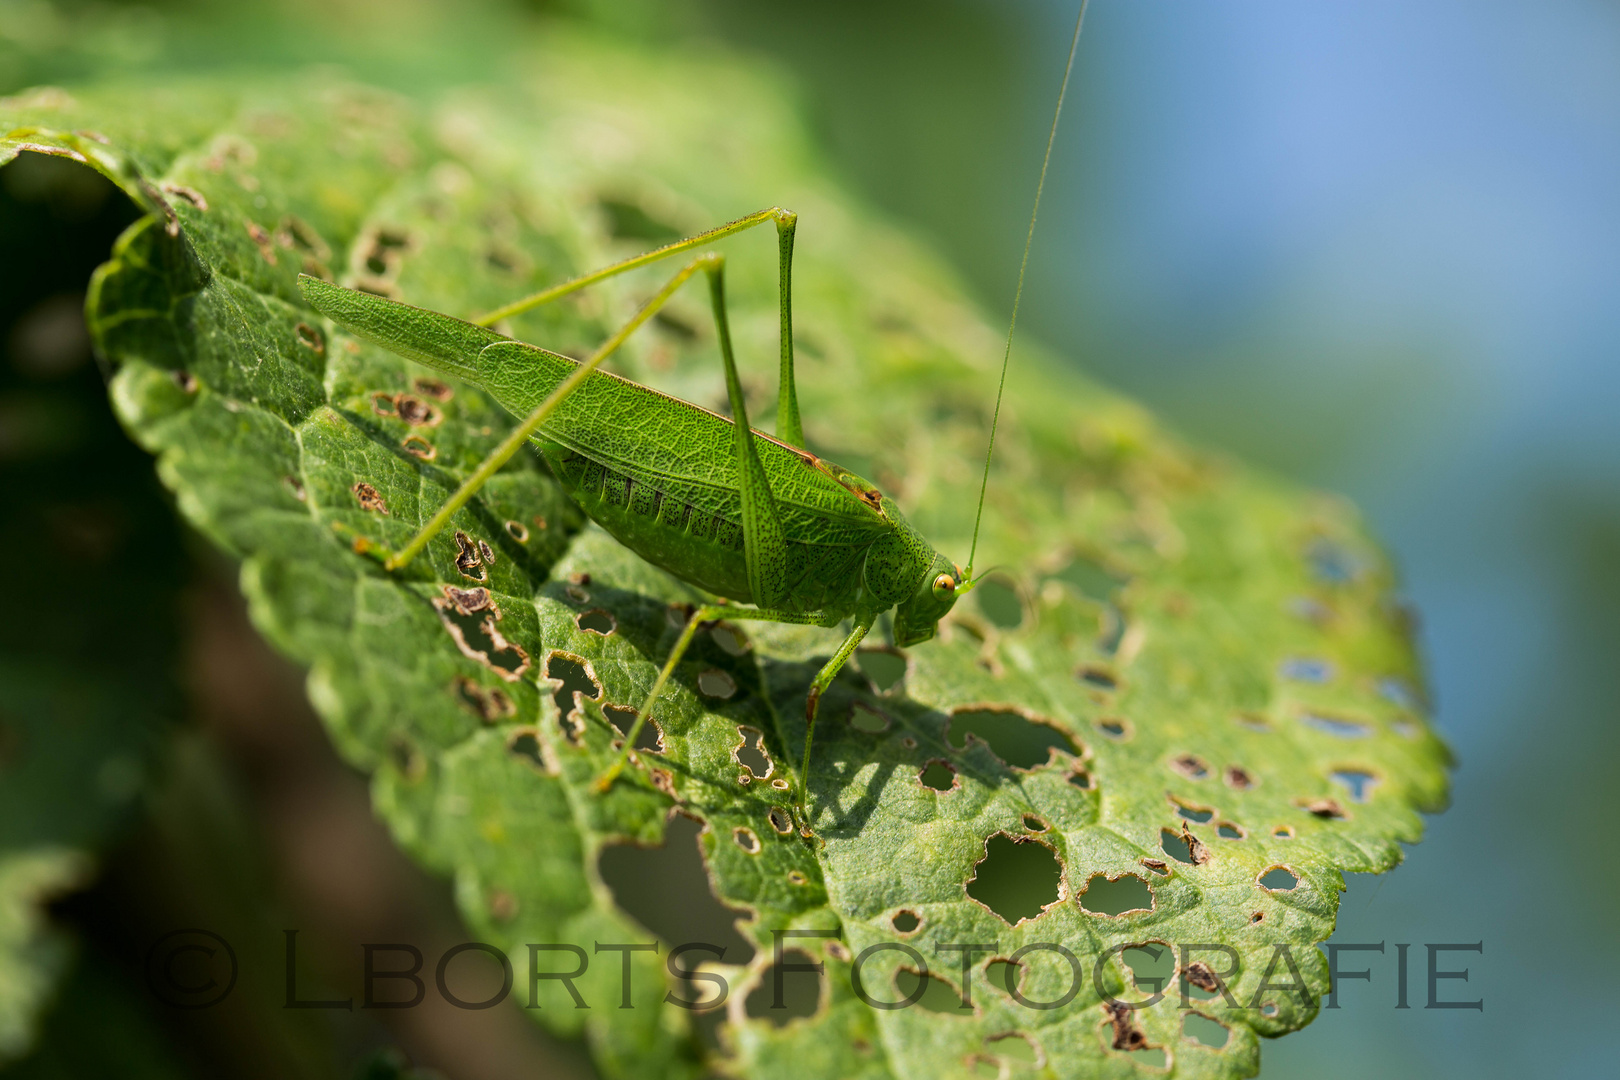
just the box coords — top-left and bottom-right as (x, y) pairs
(892, 553), (965, 647)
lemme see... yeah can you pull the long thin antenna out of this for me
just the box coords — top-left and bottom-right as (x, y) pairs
(965, 0), (1088, 579)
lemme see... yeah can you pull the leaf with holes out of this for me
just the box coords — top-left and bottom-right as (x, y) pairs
(2, 24), (1449, 1080)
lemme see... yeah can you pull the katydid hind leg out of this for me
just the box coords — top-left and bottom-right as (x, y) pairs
(773, 212), (805, 448)
(702, 258), (795, 610)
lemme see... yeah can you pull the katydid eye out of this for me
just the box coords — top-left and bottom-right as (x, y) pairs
(932, 573), (956, 601)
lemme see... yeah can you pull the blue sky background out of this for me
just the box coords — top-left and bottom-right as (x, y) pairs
(1010, 3), (1620, 1075)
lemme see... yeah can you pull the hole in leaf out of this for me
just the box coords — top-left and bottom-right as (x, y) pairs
(948, 709), (1076, 769)
(919, 760), (957, 791)
(504, 519), (529, 542)
(986, 959), (1020, 997)
(856, 649), (907, 691)
(745, 948), (823, 1025)
(894, 969), (970, 1013)
(1078, 666), (1117, 691)
(1307, 537), (1360, 583)
(1170, 798), (1214, 823)
(966, 835), (1061, 925)
(975, 576), (1023, 628)
(733, 827), (760, 854)
(1122, 944), (1172, 994)
(436, 597), (529, 681)
(1329, 768), (1380, 802)
(1183, 1012), (1229, 1049)
(1159, 827), (1209, 866)
(1069, 769), (1092, 789)
(576, 609), (616, 635)
(1273, 826), (1295, 839)
(699, 668), (736, 699)
(506, 729), (544, 770)
(598, 814), (754, 961)
(710, 624), (749, 656)
(1259, 866), (1299, 891)
(1217, 822), (1246, 840)
(1278, 657), (1333, 683)
(734, 726), (772, 780)
(1140, 858), (1168, 876)
(1096, 718), (1130, 740)
(1022, 814), (1047, 833)
(890, 909), (920, 934)
(1301, 712), (1371, 739)
(1261, 1001), (1278, 1017)
(1170, 754), (1209, 780)
(1378, 676), (1420, 710)
(1250, 911), (1265, 924)
(849, 703), (889, 733)
(786, 870), (808, 886)
(767, 808), (792, 835)
(544, 653), (599, 737)
(1079, 874), (1154, 916)
(400, 434), (435, 460)
(604, 705), (661, 752)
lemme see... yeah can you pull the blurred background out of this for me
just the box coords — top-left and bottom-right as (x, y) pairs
(2, 0), (1616, 1076)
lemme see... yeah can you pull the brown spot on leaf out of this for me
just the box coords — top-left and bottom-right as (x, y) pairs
(1170, 754), (1210, 780)
(245, 219), (277, 264)
(351, 482), (388, 514)
(453, 530), (486, 582)
(395, 394), (442, 427)
(1104, 1001), (1149, 1052)
(172, 369), (197, 393)
(1298, 797), (1347, 819)
(1224, 765), (1257, 790)
(160, 182), (208, 210)
(412, 376), (453, 401)
(1184, 961), (1221, 993)
(442, 584), (494, 616)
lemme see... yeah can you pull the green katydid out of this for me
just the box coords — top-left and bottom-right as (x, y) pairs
(299, 4), (1088, 826)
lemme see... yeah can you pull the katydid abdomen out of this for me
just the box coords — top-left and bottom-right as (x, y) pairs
(304, 277), (914, 617)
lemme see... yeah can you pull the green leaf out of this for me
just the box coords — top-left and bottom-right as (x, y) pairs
(3, 24), (1449, 1079)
